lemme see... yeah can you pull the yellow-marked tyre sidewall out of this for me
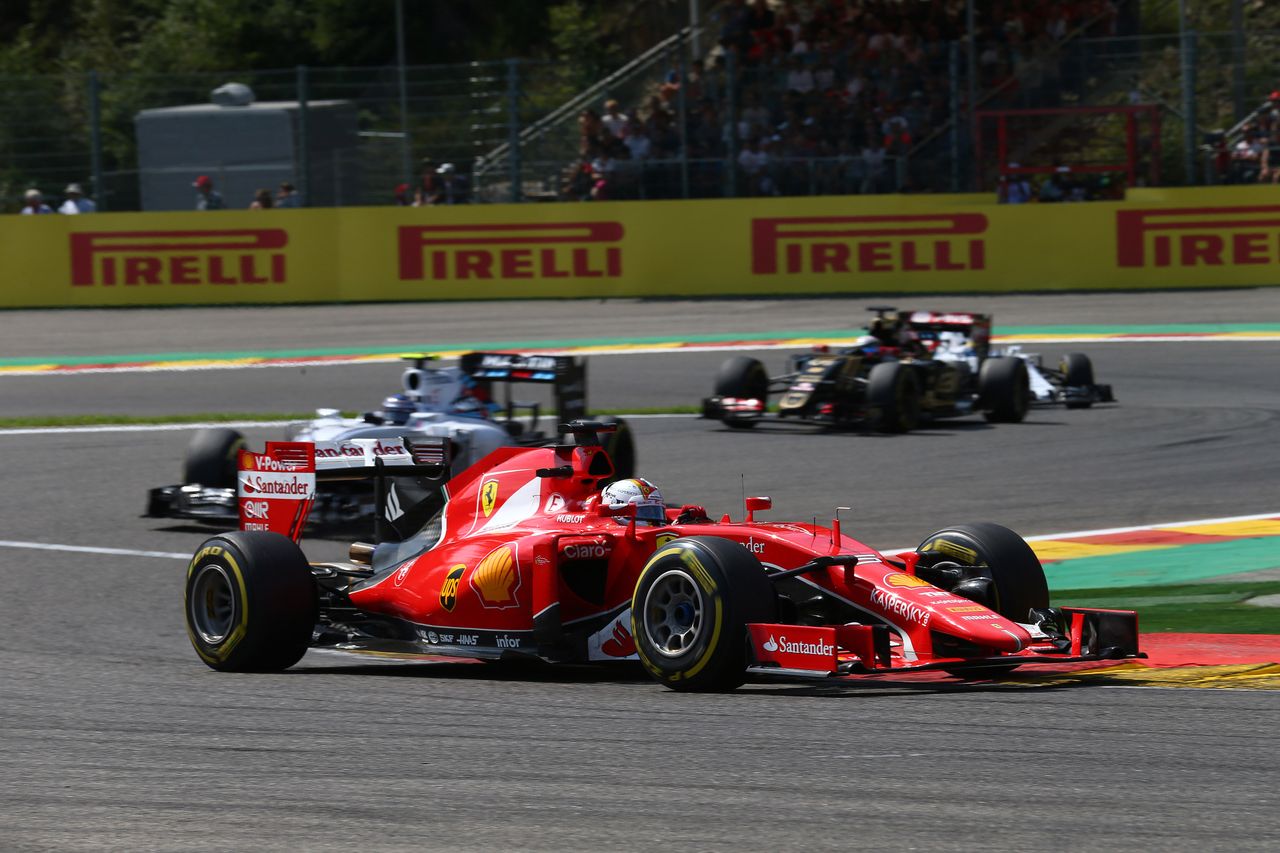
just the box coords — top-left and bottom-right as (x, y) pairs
(184, 542), (250, 666)
(630, 537), (776, 692)
(631, 547), (726, 689)
(182, 531), (315, 673)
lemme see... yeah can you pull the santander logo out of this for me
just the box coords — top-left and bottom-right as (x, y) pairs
(763, 635), (779, 652)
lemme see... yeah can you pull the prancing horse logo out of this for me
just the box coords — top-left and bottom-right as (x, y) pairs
(480, 479), (499, 517)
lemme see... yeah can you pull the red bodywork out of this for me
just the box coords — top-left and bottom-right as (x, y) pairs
(241, 439), (1136, 677)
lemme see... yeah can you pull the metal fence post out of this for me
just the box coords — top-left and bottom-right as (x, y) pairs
(506, 59), (522, 204)
(296, 65), (311, 206)
(1180, 26), (1198, 185)
(677, 35), (690, 199)
(88, 70), (105, 211)
(948, 42), (960, 193)
(726, 48), (739, 198)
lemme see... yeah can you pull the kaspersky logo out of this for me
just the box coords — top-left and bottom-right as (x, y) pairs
(751, 214), (987, 275)
(70, 230), (287, 287)
(398, 222), (623, 281)
(1116, 206), (1280, 267)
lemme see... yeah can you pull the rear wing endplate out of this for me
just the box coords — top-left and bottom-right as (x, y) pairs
(237, 437), (450, 542)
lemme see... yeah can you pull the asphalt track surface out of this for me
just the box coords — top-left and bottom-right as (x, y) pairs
(3, 292), (1279, 850)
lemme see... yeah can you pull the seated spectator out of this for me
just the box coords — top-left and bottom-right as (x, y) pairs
(394, 183), (412, 205)
(275, 181), (301, 208)
(738, 137), (777, 196)
(58, 183), (96, 214)
(249, 188), (273, 209)
(622, 117), (652, 160)
(601, 99), (628, 139)
(193, 175), (224, 210)
(20, 188), (53, 214)
(415, 156), (441, 205)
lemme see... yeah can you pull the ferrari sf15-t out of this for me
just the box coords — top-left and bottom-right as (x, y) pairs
(183, 423), (1140, 691)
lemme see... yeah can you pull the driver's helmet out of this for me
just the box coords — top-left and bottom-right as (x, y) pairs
(853, 334), (881, 351)
(381, 393), (416, 426)
(600, 478), (666, 525)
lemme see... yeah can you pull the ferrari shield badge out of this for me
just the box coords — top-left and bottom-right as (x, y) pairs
(480, 479), (499, 517)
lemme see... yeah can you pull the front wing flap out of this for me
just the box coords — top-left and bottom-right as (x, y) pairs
(744, 607), (1142, 680)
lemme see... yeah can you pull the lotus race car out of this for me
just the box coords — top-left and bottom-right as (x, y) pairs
(702, 307), (1114, 432)
(148, 352), (635, 528)
(183, 422), (1141, 691)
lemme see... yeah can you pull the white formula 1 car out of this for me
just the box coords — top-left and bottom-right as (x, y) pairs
(146, 352), (636, 529)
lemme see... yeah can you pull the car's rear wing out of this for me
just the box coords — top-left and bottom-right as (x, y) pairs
(904, 311), (993, 359)
(238, 437), (451, 542)
(458, 351), (587, 438)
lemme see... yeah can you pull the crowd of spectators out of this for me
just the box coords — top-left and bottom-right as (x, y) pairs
(560, 0), (1128, 200)
(19, 183), (97, 215)
(1206, 91), (1280, 185)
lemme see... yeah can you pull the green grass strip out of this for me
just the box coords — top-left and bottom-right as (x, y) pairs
(1054, 580), (1280, 634)
(1045, 537), (1280, 590)
(4, 323), (1279, 368)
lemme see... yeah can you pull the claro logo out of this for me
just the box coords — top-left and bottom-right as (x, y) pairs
(1116, 206), (1280, 267)
(69, 229), (288, 287)
(751, 214), (987, 275)
(398, 222), (623, 281)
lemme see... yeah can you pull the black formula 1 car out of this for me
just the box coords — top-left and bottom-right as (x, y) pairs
(702, 307), (1114, 432)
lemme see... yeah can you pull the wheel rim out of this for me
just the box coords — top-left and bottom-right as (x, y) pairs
(642, 569), (705, 657)
(190, 563), (237, 645)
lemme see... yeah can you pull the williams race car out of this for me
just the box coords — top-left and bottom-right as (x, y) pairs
(183, 422), (1141, 691)
(702, 307), (1114, 432)
(149, 352), (635, 528)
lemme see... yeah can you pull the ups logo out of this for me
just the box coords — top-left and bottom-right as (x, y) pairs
(439, 564), (464, 611)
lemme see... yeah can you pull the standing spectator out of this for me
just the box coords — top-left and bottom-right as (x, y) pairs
(622, 117), (652, 160)
(20, 189), (54, 214)
(601, 99), (628, 139)
(193, 175), (224, 210)
(415, 156), (441, 206)
(57, 183), (96, 214)
(431, 163), (470, 205)
(394, 183), (412, 205)
(248, 188), (273, 209)
(275, 181), (301, 208)
(738, 137), (776, 195)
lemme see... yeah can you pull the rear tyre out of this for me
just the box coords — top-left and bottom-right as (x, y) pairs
(631, 536), (777, 692)
(714, 356), (768, 429)
(1061, 353), (1095, 409)
(183, 427), (246, 487)
(597, 415), (637, 480)
(185, 531), (317, 672)
(916, 522), (1048, 680)
(978, 357), (1030, 423)
(866, 361), (921, 433)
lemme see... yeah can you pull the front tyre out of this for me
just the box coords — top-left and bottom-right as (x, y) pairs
(183, 427), (246, 487)
(185, 531), (317, 672)
(867, 361), (921, 433)
(714, 356), (769, 429)
(1060, 352), (1095, 409)
(978, 357), (1030, 423)
(631, 537), (776, 692)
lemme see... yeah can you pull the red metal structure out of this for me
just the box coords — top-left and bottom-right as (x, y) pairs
(975, 105), (1162, 191)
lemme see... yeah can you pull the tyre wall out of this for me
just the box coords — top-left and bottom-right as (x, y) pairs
(3, 186), (1279, 308)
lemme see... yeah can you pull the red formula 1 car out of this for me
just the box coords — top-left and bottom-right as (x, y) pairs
(184, 423), (1140, 691)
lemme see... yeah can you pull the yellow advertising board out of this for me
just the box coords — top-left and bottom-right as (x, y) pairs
(3, 186), (1280, 309)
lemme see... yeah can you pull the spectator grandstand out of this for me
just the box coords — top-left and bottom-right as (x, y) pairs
(2, 0), (1274, 210)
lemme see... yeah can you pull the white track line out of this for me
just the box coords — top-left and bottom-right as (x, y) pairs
(1, 509), (1275, 564)
(0, 540), (190, 559)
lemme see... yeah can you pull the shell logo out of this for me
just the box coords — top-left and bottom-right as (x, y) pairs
(480, 479), (499, 517)
(884, 572), (931, 589)
(470, 545), (520, 608)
